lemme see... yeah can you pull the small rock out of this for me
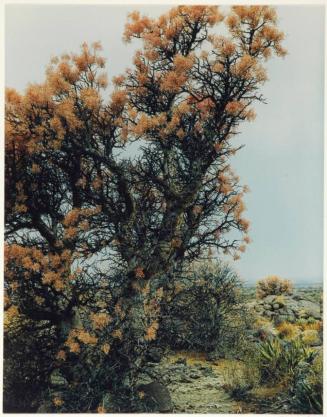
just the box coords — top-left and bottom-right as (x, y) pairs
(264, 295), (277, 304)
(201, 367), (214, 377)
(274, 314), (289, 325)
(189, 370), (201, 379)
(178, 374), (193, 383)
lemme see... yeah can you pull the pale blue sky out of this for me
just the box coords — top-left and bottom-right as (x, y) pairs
(5, 5), (324, 284)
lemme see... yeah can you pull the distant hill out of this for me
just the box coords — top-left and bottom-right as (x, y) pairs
(244, 279), (323, 288)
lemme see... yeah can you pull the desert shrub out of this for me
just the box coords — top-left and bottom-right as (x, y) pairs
(221, 360), (260, 399)
(256, 275), (293, 299)
(159, 261), (249, 354)
(276, 322), (300, 341)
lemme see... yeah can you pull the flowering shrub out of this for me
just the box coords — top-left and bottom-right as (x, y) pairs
(256, 275), (293, 299)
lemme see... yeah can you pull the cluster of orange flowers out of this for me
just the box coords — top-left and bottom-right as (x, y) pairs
(134, 266), (145, 279)
(65, 328), (98, 354)
(4, 305), (20, 331)
(91, 312), (112, 330)
(144, 320), (159, 341)
(227, 6), (286, 58)
(124, 6), (223, 45)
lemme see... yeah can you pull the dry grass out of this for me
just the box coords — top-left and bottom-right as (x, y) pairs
(252, 383), (285, 399)
(167, 350), (207, 366)
(301, 321), (322, 331)
(276, 322), (301, 341)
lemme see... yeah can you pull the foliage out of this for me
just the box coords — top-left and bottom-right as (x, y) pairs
(158, 261), (249, 354)
(289, 351), (323, 413)
(257, 337), (317, 383)
(256, 275), (293, 299)
(260, 343), (323, 414)
(5, 5), (285, 412)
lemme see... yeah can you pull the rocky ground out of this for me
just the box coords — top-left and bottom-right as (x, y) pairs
(138, 351), (289, 413)
(137, 287), (323, 413)
(139, 352), (240, 413)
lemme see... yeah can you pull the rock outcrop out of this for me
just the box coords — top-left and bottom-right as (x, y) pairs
(248, 292), (322, 324)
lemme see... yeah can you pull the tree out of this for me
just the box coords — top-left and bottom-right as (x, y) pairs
(5, 5), (286, 412)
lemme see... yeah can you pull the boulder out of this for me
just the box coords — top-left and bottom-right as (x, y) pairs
(138, 381), (172, 412)
(274, 315), (292, 326)
(297, 300), (321, 320)
(263, 295), (277, 304)
(264, 310), (274, 318)
(255, 305), (264, 313)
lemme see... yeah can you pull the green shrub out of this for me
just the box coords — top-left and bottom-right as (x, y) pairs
(159, 261), (249, 355)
